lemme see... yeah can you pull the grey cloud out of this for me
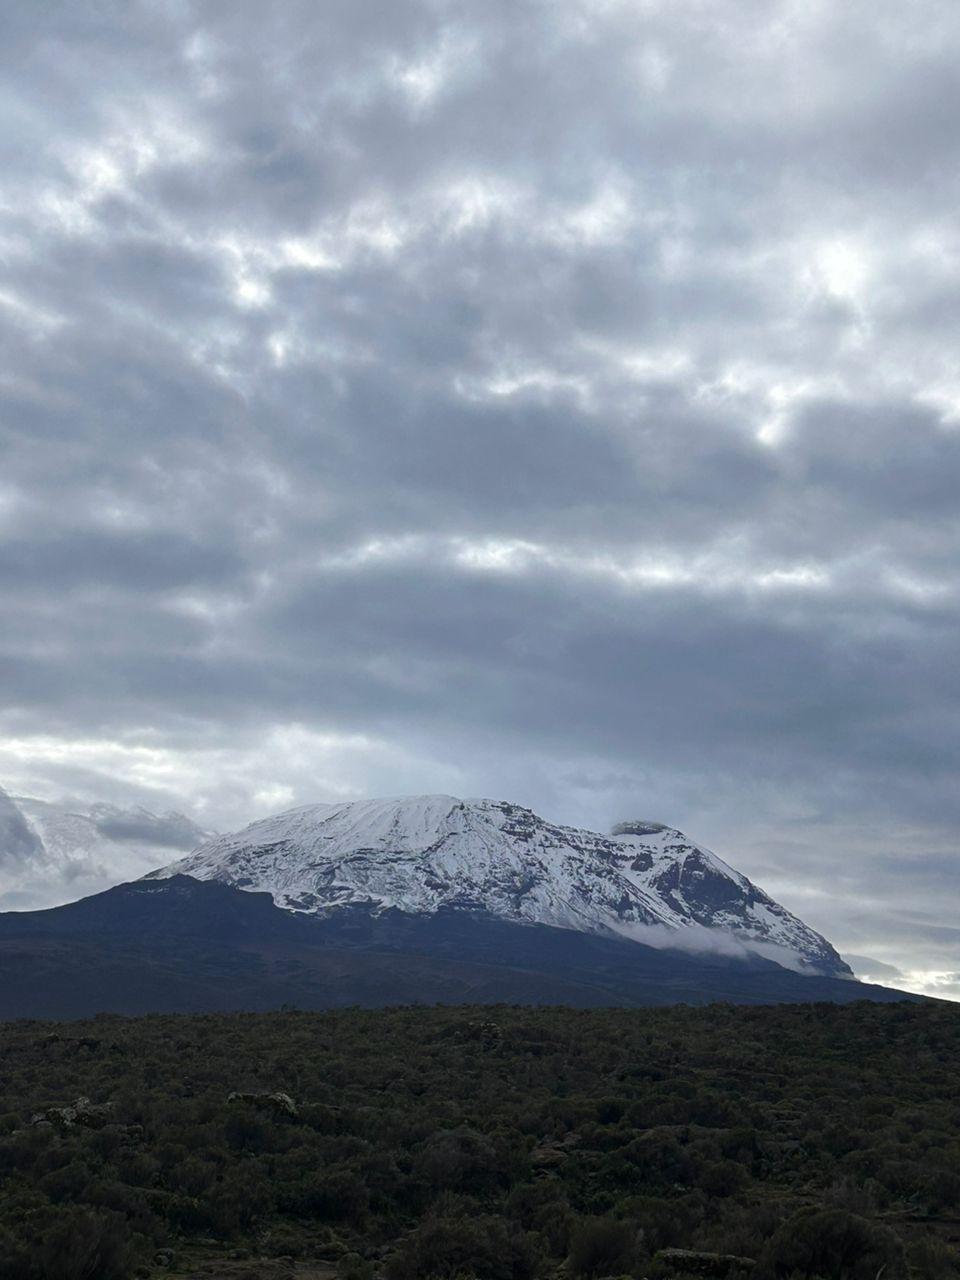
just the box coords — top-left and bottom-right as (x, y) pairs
(91, 810), (205, 850)
(0, 789), (43, 862)
(0, 530), (244, 593)
(843, 955), (905, 982)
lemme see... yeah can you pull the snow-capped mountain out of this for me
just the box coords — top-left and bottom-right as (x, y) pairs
(0, 786), (212, 909)
(148, 794), (850, 976)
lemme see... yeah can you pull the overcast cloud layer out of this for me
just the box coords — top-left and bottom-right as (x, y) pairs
(1, 0), (958, 995)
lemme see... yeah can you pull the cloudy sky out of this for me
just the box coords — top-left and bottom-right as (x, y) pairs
(1, 0), (958, 996)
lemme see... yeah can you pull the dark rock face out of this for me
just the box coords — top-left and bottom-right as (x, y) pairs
(610, 820), (670, 837)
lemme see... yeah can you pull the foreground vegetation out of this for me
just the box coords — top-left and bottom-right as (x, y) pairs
(1, 1000), (959, 1278)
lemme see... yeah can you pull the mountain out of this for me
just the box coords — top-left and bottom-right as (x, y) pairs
(0, 875), (916, 1020)
(0, 786), (212, 909)
(1, 791), (891, 1018)
(147, 794), (850, 976)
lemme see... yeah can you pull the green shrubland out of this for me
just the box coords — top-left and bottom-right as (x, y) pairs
(0, 1000), (958, 1278)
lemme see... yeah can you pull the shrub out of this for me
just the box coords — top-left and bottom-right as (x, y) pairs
(908, 1234), (960, 1279)
(279, 1168), (369, 1224)
(697, 1159), (748, 1198)
(338, 1252), (374, 1280)
(386, 1214), (538, 1280)
(756, 1208), (906, 1280)
(38, 1208), (132, 1280)
(568, 1215), (641, 1278)
(415, 1126), (503, 1193)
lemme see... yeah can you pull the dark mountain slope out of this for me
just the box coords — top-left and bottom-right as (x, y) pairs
(0, 876), (918, 1019)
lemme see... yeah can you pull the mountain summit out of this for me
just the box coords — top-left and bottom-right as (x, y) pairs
(148, 794), (850, 976)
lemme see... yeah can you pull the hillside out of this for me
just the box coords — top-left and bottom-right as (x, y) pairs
(0, 875), (911, 1020)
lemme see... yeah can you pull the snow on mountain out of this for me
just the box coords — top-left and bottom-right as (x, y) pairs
(148, 794), (850, 976)
(0, 787), (212, 909)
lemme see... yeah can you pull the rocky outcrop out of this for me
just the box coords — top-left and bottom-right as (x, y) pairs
(529, 1132), (581, 1171)
(656, 1247), (755, 1276)
(458, 1019), (503, 1048)
(227, 1090), (298, 1120)
(31, 1096), (114, 1130)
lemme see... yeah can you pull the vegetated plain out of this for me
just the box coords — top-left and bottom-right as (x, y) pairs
(1, 1001), (959, 1280)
